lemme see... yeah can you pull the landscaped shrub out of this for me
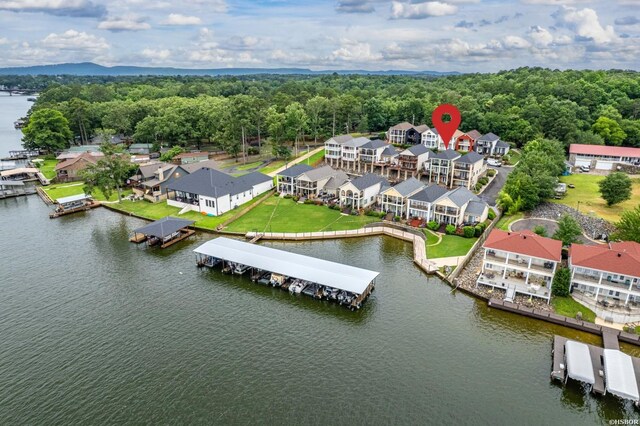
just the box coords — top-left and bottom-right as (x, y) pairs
(445, 224), (456, 235)
(479, 177), (489, 185)
(273, 192), (280, 197)
(552, 267), (571, 297)
(351, 210), (359, 215)
(487, 209), (496, 220)
(463, 226), (475, 238)
(476, 222), (487, 231)
(427, 221), (439, 231)
(283, 194), (292, 199)
(486, 169), (496, 177)
(474, 225), (484, 237)
(475, 183), (482, 191)
(394, 215), (401, 222)
(533, 225), (547, 237)
(303, 199), (315, 204)
(293, 196), (300, 202)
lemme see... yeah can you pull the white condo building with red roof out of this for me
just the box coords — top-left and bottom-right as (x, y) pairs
(476, 229), (562, 303)
(569, 241), (640, 323)
(569, 144), (640, 170)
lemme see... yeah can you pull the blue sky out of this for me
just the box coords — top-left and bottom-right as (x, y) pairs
(0, 0), (638, 71)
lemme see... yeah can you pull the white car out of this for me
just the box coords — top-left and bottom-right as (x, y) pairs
(487, 159), (502, 167)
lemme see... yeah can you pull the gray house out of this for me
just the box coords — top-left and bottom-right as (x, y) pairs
(275, 164), (314, 195)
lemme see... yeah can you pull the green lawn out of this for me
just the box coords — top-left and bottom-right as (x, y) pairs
(235, 161), (264, 171)
(43, 182), (131, 202)
(259, 161), (286, 175)
(550, 174), (640, 223)
(225, 196), (378, 233)
(551, 296), (596, 323)
(423, 229), (440, 245)
(304, 149), (325, 166)
(504, 149), (521, 166)
(427, 234), (478, 258)
(496, 211), (524, 231)
(107, 195), (266, 230)
(35, 159), (58, 180)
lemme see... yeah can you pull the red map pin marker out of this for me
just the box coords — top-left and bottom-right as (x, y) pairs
(432, 104), (461, 150)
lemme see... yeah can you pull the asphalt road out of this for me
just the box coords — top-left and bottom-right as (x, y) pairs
(478, 166), (513, 206)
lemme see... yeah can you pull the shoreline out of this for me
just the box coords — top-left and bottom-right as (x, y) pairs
(98, 201), (640, 346)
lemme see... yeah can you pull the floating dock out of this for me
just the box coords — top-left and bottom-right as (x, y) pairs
(194, 237), (379, 310)
(130, 217), (195, 249)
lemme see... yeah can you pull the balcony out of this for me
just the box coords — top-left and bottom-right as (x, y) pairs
(477, 272), (551, 300)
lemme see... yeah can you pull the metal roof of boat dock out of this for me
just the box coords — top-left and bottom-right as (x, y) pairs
(56, 194), (91, 205)
(134, 217), (195, 239)
(194, 237), (379, 295)
(565, 340), (595, 385)
(603, 349), (640, 402)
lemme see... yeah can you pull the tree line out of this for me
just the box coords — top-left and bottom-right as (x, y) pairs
(18, 68), (640, 157)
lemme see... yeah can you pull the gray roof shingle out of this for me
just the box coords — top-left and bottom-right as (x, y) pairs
(276, 164), (314, 178)
(360, 139), (388, 149)
(409, 184), (449, 203)
(167, 167), (270, 198)
(454, 151), (484, 164)
(478, 132), (500, 142)
(431, 149), (461, 160)
(326, 135), (353, 145)
(404, 144), (431, 156)
(466, 200), (488, 216)
(348, 173), (388, 191)
(298, 165), (339, 181)
(390, 177), (424, 197)
(343, 137), (371, 148)
(443, 186), (481, 207)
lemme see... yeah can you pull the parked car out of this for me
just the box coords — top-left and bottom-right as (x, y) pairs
(487, 159), (502, 167)
(579, 165), (590, 173)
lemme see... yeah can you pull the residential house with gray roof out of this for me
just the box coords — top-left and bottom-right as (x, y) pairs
(431, 186), (489, 226)
(379, 177), (425, 217)
(428, 149), (461, 186)
(295, 165), (346, 197)
(475, 133), (509, 157)
(452, 151), (486, 189)
(166, 168), (273, 216)
(324, 135), (353, 167)
(275, 164), (314, 195)
(130, 161), (189, 202)
(338, 173), (388, 210)
(407, 184), (449, 220)
(341, 137), (371, 170)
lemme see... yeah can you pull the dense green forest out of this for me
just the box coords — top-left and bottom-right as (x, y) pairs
(15, 68), (640, 155)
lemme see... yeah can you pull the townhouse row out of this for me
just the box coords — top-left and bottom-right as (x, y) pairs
(325, 135), (487, 190)
(476, 230), (640, 322)
(387, 122), (510, 157)
(276, 164), (489, 226)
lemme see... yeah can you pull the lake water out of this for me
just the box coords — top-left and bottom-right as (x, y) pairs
(0, 93), (30, 158)
(1, 95), (639, 424)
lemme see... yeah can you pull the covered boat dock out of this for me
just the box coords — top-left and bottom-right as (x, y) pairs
(50, 194), (99, 218)
(0, 180), (36, 199)
(565, 340), (596, 387)
(194, 237), (379, 310)
(603, 349), (640, 404)
(130, 217), (195, 248)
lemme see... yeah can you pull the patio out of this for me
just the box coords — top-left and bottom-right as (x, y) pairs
(477, 272), (551, 301)
(572, 290), (640, 324)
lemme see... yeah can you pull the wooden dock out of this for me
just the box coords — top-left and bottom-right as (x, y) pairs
(129, 233), (148, 244)
(49, 202), (100, 218)
(602, 331), (620, 351)
(552, 335), (605, 395)
(160, 229), (195, 248)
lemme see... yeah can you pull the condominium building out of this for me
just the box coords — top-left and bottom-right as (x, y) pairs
(378, 177), (424, 217)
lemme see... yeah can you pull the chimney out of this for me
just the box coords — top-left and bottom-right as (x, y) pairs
(158, 166), (164, 181)
(617, 253), (622, 257)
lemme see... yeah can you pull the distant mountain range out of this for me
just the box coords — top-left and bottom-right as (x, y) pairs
(0, 62), (459, 77)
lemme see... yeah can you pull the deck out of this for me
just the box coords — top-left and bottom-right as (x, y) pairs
(49, 201), (100, 218)
(551, 335), (605, 395)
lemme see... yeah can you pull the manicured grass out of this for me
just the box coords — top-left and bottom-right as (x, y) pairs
(304, 149), (325, 166)
(427, 234), (478, 259)
(35, 159), (57, 180)
(235, 161), (263, 171)
(551, 296), (596, 323)
(225, 196), (378, 233)
(423, 229), (440, 245)
(495, 211), (524, 231)
(550, 174), (640, 223)
(259, 161), (286, 175)
(504, 149), (521, 166)
(108, 196), (265, 230)
(43, 182), (131, 202)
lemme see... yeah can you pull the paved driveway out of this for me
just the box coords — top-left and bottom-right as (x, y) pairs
(478, 166), (513, 206)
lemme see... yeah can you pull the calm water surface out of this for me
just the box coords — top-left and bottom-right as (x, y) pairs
(1, 96), (639, 425)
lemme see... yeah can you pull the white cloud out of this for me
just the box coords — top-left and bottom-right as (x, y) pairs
(503, 35), (531, 49)
(336, 0), (375, 13)
(329, 39), (382, 62)
(162, 13), (202, 26)
(555, 6), (617, 44)
(141, 48), (170, 60)
(42, 29), (109, 52)
(0, 0), (105, 17)
(528, 26), (554, 47)
(522, 0), (591, 4)
(0, 37), (8, 45)
(98, 15), (151, 32)
(390, 1), (458, 20)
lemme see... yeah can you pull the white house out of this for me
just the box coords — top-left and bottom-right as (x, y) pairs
(475, 133), (510, 157)
(295, 165), (347, 197)
(569, 241), (640, 323)
(166, 168), (273, 216)
(275, 164), (313, 195)
(338, 173), (388, 210)
(359, 139), (389, 164)
(379, 177), (424, 217)
(421, 128), (439, 149)
(477, 229), (562, 303)
(431, 186), (489, 226)
(427, 149), (461, 186)
(341, 137), (370, 170)
(452, 151), (486, 189)
(407, 185), (449, 220)
(324, 135), (353, 167)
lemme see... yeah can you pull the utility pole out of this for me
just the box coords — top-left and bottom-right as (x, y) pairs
(242, 126), (246, 164)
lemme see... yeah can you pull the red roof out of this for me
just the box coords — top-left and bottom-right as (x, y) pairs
(569, 144), (640, 157)
(570, 241), (640, 277)
(483, 229), (562, 262)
